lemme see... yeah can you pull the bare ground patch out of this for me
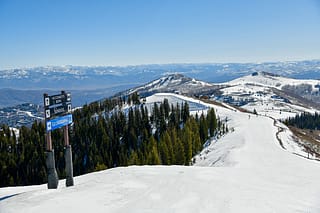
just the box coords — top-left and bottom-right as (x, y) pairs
(288, 126), (320, 160)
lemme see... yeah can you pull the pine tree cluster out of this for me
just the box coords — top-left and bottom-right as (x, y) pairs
(0, 123), (46, 186)
(284, 112), (320, 130)
(0, 93), (225, 187)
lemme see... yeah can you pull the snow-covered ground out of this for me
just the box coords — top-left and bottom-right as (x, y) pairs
(227, 72), (320, 90)
(219, 72), (319, 119)
(240, 89), (317, 119)
(145, 93), (209, 114)
(1, 93), (320, 212)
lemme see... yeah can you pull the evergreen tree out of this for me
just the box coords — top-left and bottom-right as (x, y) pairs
(207, 108), (217, 137)
(147, 136), (161, 165)
(199, 113), (208, 142)
(182, 125), (192, 165)
(159, 133), (170, 165)
(182, 102), (190, 123)
(128, 151), (140, 165)
(163, 98), (170, 119)
(175, 138), (185, 165)
(163, 131), (174, 164)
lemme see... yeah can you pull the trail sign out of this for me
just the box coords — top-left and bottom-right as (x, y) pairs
(44, 93), (71, 107)
(43, 91), (74, 188)
(46, 114), (73, 132)
(44, 91), (72, 119)
(45, 103), (72, 119)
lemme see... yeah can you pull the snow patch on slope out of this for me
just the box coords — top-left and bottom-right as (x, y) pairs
(128, 74), (213, 95)
(219, 72), (319, 118)
(228, 71), (320, 90)
(145, 93), (208, 114)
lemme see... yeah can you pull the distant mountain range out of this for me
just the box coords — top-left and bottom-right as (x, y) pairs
(1, 70), (320, 128)
(1, 60), (319, 89)
(0, 85), (135, 108)
(0, 60), (319, 107)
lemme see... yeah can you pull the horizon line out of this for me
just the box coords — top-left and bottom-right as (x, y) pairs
(1, 58), (320, 70)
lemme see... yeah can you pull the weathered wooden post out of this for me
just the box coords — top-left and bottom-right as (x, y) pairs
(44, 93), (59, 189)
(64, 123), (74, 186)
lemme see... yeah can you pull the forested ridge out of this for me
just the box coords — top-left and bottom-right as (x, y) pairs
(284, 112), (320, 130)
(0, 93), (226, 187)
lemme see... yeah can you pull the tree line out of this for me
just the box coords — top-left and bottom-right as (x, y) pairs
(284, 112), (320, 130)
(0, 93), (226, 187)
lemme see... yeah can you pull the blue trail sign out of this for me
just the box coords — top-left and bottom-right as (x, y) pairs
(46, 114), (73, 132)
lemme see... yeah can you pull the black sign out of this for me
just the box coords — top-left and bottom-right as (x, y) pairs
(45, 103), (72, 119)
(44, 92), (71, 107)
(44, 91), (72, 119)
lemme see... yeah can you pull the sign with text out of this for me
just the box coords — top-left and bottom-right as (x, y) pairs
(43, 91), (74, 188)
(44, 91), (72, 119)
(45, 103), (72, 119)
(46, 114), (73, 132)
(44, 93), (71, 107)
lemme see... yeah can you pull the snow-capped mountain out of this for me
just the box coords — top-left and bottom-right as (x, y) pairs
(1, 60), (319, 90)
(0, 66), (145, 90)
(124, 73), (216, 97)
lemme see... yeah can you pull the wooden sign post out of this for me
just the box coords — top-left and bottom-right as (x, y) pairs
(44, 91), (74, 189)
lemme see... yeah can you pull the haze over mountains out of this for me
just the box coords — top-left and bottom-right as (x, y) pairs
(0, 60), (319, 107)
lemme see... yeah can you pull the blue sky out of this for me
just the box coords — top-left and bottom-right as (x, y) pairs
(0, 0), (319, 69)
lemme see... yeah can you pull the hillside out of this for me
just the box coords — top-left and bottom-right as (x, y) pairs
(219, 71), (320, 118)
(1, 93), (320, 212)
(118, 73), (219, 98)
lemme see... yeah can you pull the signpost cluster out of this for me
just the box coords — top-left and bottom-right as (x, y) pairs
(44, 91), (74, 189)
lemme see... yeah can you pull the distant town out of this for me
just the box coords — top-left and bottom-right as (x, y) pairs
(0, 103), (44, 128)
